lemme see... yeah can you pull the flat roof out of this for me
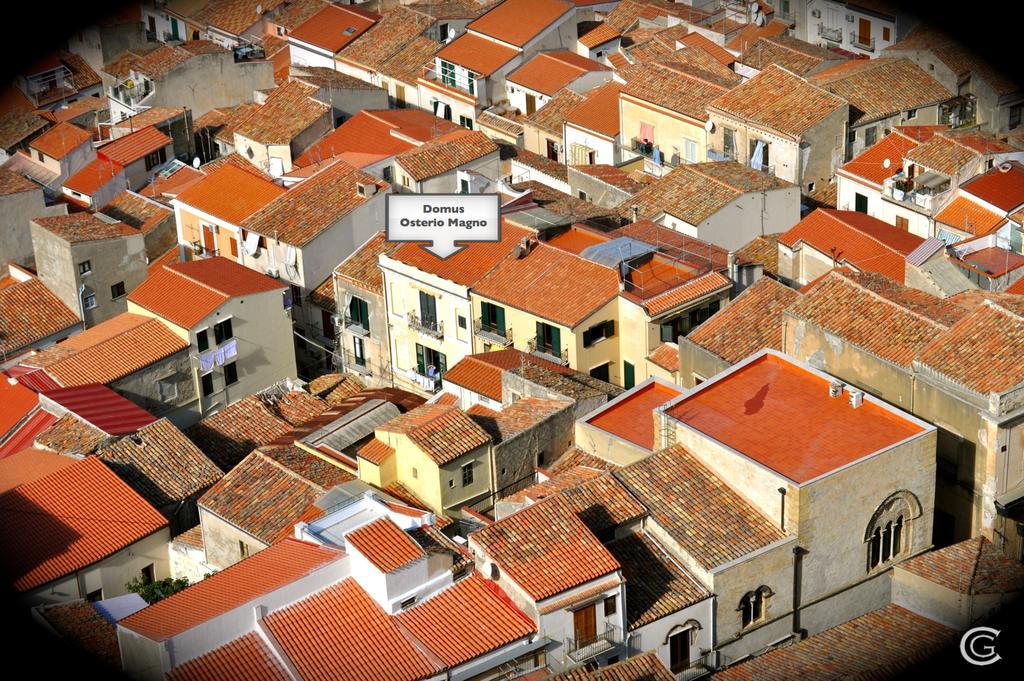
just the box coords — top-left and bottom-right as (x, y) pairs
(664, 352), (928, 484)
(584, 380), (684, 451)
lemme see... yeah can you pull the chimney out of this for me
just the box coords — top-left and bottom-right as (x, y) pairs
(357, 181), (378, 198)
(829, 381), (844, 398)
(630, 205), (639, 223)
(848, 388), (864, 409)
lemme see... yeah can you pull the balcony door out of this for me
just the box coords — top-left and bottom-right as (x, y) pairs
(525, 93), (536, 116)
(669, 629), (691, 673)
(419, 291), (438, 327)
(573, 604), (596, 644)
(536, 321), (560, 355)
(858, 18), (871, 46)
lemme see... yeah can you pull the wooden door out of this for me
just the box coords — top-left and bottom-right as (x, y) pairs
(395, 84), (406, 108)
(525, 93), (536, 116)
(858, 18), (871, 46)
(669, 630), (690, 673)
(573, 605), (596, 643)
(202, 225), (216, 254)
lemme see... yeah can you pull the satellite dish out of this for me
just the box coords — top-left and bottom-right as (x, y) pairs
(755, 14), (766, 26)
(704, 119), (715, 133)
(448, 27), (457, 39)
(749, 1), (759, 13)
(1000, 162), (1013, 173)
(882, 158), (891, 169)
(256, 4), (263, 15)
(192, 157), (201, 168)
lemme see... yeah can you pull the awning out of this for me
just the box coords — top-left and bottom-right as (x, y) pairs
(996, 482), (1024, 517)
(916, 171), (948, 190)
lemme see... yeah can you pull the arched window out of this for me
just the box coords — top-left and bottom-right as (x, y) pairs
(865, 491), (921, 572)
(739, 586), (772, 628)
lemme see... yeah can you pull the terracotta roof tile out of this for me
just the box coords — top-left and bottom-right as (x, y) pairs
(24, 313), (188, 387)
(468, 0), (572, 47)
(337, 6), (434, 73)
(0, 456), (167, 591)
(38, 600), (121, 670)
(899, 536), (1024, 595)
(294, 109), (439, 167)
(396, 573), (535, 665)
(735, 233), (782, 276)
(608, 532), (709, 629)
(234, 80), (329, 145)
(724, 17), (790, 53)
(199, 445), (353, 544)
(29, 122), (91, 159)
(0, 111), (48, 152)
(175, 162), (285, 226)
(809, 58), (952, 125)
(62, 158), (123, 196)
(336, 231), (398, 294)
(100, 190), (172, 233)
(578, 21), (620, 49)
(740, 35), (839, 76)
(167, 631), (290, 681)
(32, 212), (136, 242)
(0, 273), (79, 356)
(97, 126), (171, 165)
(97, 418), (222, 509)
(715, 604), (956, 681)
(346, 516), (425, 571)
(622, 61), (735, 121)
(355, 437), (394, 465)
(647, 342), (679, 372)
(934, 196), (1006, 236)
(689, 276), (798, 363)
(474, 243), (620, 328)
(710, 64), (846, 138)
(612, 220), (729, 271)
(838, 129), (924, 187)
(244, 159), (386, 247)
(468, 397), (569, 443)
(550, 651), (674, 680)
(508, 51), (608, 96)
(780, 209), (924, 282)
(615, 444), (785, 569)
(35, 414), (108, 456)
(585, 381), (683, 450)
(395, 129), (498, 181)
(195, 0), (285, 36)
(564, 81), (623, 138)
(389, 221), (531, 285)
(184, 394), (295, 471)
(639, 270), (731, 316)
(678, 31), (736, 66)
(524, 88), (584, 134)
(121, 538), (343, 641)
(289, 5), (376, 53)
(471, 493), (622, 600)
(0, 447), (77, 493)
(435, 31), (519, 75)
(378, 404), (490, 464)
(904, 129), (1013, 176)
(503, 465), (604, 505)
(665, 354), (926, 483)
(960, 161), (1024, 212)
(128, 256), (284, 328)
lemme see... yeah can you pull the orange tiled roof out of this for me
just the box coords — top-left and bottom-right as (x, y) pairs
(354, 437), (395, 465)
(389, 221), (531, 285)
(0, 110), (48, 151)
(564, 81), (622, 137)
(468, 0), (572, 48)
(665, 353), (926, 483)
(336, 231), (398, 294)
(474, 242), (620, 328)
(679, 31), (736, 66)
(435, 32), (519, 76)
(639, 270), (731, 316)
(688, 276), (799, 364)
(128, 256), (284, 328)
(934, 196), (1006, 236)
(32, 212), (136, 242)
(264, 578), (438, 680)
(62, 157), (123, 196)
(294, 109), (452, 167)
(395, 129), (498, 181)
(175, 162), (286, 226)
(622, 61), (733, 121)
(0, 448), (77, 494)
(472, 493), (621, 600)
(441, 356), (505, 401)
(97, 125), (171, 165)
(724, 17), (790, 53)
(289, 5), (377, 53)
(0, 272), (79, 356)
(714, 604), (955, 681)
(740, 35), (841, 76)
(709, 64), (846, 139)
(780, 209), (924, 282)
(0, 165), (39, 195)
(244, 159), (387, 247)
(378, 403), (491, 465)
(397, 573), (535, 666)
(0, 456), (167, 591)
(837, 129), (924, 187)
(234, 80), (329, 145)
(35, 414), (108, 456)
(898, 536), (1024, 595)
(346, 517), (425, 572)
(99, 190), (172, 234)
(647, 342), (679, 372)
(24, 313), (188, 387)
(508, 51), (609, 96)
(29, 122), (91, 159)
(551, 651), (674, 680)
(167, 631), (290, 681)
(121, 538), (343, 641)
(578, 21), (620, 49)
(614, 444), (785, 570)
(195, 0), (285, 36)
(960, 161), (1024, 212)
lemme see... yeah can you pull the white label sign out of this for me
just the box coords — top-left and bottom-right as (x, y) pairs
(386, 193), (501, 259)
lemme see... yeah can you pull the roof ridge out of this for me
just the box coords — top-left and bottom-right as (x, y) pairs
(821, 270), (950, 331)
(967, 535), (985, 595)
(163, 262), (234, 300)
(254, 448), (329, 492)
(823, 209), (911, 258)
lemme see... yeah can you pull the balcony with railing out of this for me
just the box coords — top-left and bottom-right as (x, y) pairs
(817, 23), (842, 43)
(344, 350), (372, 376)
(882, 172), (951, 214)
(408, 312), (443, 339)
(344, 315), (370, 337)
(403, 367), (443, 393)
(706, 146), (737, 162)
(421, 59), (482, 106)
(565, 624), (622, 663)
(850, 30), (875, 52)
(528, 337), (569, 365)
(109, 78), (154, 110)
(474, 318), (512, 346)
(674, 651), (719, 681)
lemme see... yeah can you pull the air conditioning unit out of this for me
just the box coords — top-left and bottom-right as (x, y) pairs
(811, 9), (821, 18)
(848, 388), (864, 409)
(357, 181), (378, 197)
(266, 267), (279, 278)
(331, 314), (342, 326)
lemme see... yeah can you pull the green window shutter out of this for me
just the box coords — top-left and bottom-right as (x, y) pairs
(624, 361), (635, 389)
(495, 305), (505, 333)
(660, 322), (673, 343)
(439, 352), (447, 374)
(583, 327), (593, 347)
(550, 326), (561, 355)
(416, 344), (425, 375)
(359, 299), (369, 329)
(605, 320), (615, 338)
(536, 321), (543, 346)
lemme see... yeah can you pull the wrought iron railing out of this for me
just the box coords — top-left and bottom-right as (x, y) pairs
(408, 312), (443, 339)
(528, 336), (568, 365)
(565, 624), (622, 663)
(818, 23), (842, 42)
(850, 31), (875, 51)
(474, 318), (512, 345)
(675, 651), (719, 680)
(345, 350), (371, 376)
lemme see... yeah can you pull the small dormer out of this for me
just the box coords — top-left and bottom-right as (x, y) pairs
(343, 516), (433, 612)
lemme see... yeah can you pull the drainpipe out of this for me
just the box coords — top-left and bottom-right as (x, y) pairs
(792, 546), (808, 639)
(630, 205), (638, 223)
(778, 487), (786, 531)
(77, 283), (87, 330)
